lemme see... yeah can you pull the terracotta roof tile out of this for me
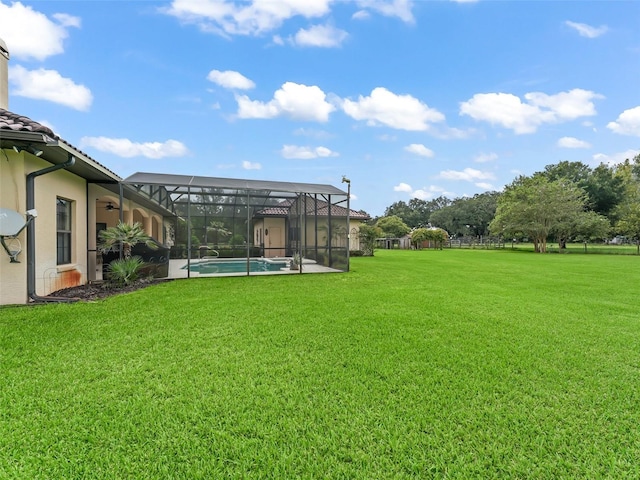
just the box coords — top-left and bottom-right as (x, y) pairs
(0, 108), (56, 137)
(256, 198), (370, 220)
(0, 108), (119, 179)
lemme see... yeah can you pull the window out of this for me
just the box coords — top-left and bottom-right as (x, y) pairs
(56, 198), (72, 264)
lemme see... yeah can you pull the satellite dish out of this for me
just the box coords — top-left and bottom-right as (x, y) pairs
(0, 208), (33, 263)
(0, 208), (25, 236)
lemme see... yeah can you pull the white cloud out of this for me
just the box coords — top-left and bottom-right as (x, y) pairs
(475, 182), (494, 190)
(9, 65), (92, 111)
(525, 89), (601, 120)
(607, 106), (640, 137)
(431, 125), (476, 140)
(342, 87), (444, 131)
(242, 160), (261, 170)
(80, 137), (189, 159)
(162, 0), (332, 37)
(281, 145), (338, 159)
(236, 82), (335, 122)
(355, 0), (415, 23)
(52, 13), (81, 28)
(439, 168), (495, 182)
(474, 152), (498, 163)
(0, 2), (80, 60)
(378, 134), (397, 141)
(460, 89), (602, 134)
(459, 93), (550, 134)
(565, 20), (608, 39)
(412, 188), (441, 200)
(557, 136), (591, 148)
(291, 24), (348, 48)
(592, 149), (640, 167)
(404, 143), (434, 157)
(293, 127), (332, 139)
(207, 69), (255, 90)
(394, 183), (450, 200)
(352, 10), (370, 20)
(393, 182), (413, 193)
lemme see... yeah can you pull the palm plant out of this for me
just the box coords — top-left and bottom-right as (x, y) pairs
(98, 221), (156, 259)
(107, 257), (145, 286)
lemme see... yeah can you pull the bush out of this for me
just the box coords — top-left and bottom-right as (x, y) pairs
(349, 250), (364, 257)
(229, 234), (245, 246)
(106, 256), (145, 287)
(358, 224), (383, 256)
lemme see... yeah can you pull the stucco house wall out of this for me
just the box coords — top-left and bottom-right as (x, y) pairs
(0, 150), (89, 303)
(30, 156), (88, 296)
(0, 149), (27, 304)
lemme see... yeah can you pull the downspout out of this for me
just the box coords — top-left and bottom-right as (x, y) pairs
(26, 155), (77, 303)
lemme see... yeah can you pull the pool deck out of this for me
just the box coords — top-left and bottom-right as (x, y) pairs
(168, 257), (341, 279)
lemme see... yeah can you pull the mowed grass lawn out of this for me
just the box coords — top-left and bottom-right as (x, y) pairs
(2, 250), (640, 478)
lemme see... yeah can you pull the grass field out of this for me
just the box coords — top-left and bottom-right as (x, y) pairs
(2, 249), (640, 478)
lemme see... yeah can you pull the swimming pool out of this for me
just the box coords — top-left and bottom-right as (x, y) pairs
(183, 258), (289, 274)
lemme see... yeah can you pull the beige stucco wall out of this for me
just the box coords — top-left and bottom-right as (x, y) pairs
(0, 149), (27, 304)
(349, 219), (363, 251)
(0, 150), (89, 304)
(252, 216), (365, 258)
(262, 217), (286, 257)
(27, 155), (88, 297)
(1, 148), (169, 305)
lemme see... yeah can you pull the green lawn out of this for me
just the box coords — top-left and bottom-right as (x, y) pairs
(2, 249), (640, 478)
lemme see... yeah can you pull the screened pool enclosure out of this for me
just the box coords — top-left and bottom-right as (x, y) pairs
(122, 172), (353, 277)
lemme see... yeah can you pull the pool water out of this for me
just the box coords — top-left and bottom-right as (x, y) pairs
(184, 259), (288, 274)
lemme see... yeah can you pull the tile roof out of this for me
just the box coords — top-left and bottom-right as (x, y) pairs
(0, 108), (56, 137)
(0, 108), (120, 179)
(256, 198), (370, 220)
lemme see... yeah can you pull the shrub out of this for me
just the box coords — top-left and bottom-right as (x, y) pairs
(229, 234), (245, 246)
(358, 224), (383, 256)
(106, 256), (145, 287)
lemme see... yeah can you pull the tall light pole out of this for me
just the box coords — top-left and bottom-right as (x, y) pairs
(342, 176), (351, 272)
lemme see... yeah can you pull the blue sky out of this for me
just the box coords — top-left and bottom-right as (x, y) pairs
(1, 0), (639, 216)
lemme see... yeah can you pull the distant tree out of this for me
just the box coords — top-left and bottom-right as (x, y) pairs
(383, 196), (453, 228)
(411, 227), (449, 249)
(540, 160), (623, 217)
(376, 215), (411, 238)
(206, 221), (231, 245)
(614, 154), (640, 251)
(553, 210), (610, 249)
(573, 211), (611, 243)
(384, 198), (435, 228)
(429, 192), (498, 237)
(384, 201), (412, 224)
(541, 160), (591, 185)
(410, 228), (430, 247)
(429, 206), (462, 236)
(489, 176), (587, 253)
(429, 228), (450, 249)
(585, 164), (624, 217)
(358, 224), (383, 256)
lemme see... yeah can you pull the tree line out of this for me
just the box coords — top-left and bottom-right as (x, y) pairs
(366, 154), (640, 253)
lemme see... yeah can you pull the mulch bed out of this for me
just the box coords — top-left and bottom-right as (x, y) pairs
(48, 278), (169, 302)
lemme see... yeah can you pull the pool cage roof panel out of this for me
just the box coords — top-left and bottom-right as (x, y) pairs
(123, 172), (347, 197)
